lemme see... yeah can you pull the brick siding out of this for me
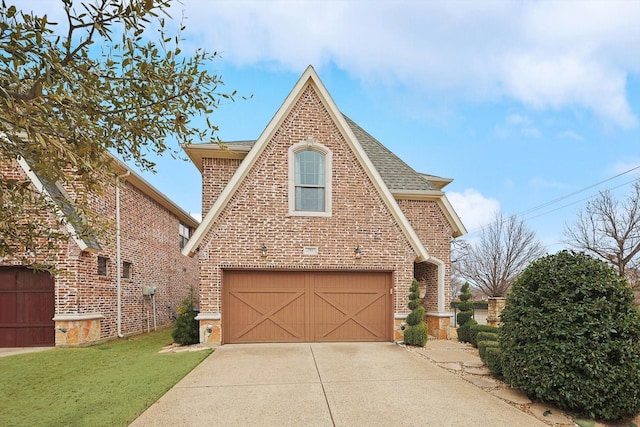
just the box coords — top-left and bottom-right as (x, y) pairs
(197, 84), (454, 319)
(1, 156), (199, 345)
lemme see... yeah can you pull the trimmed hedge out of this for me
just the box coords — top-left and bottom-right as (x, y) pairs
(470, 324), (499, 347)
(485, 347), (503, 377)
(457, 318), (477, 343)
(451, 300), (489, 310)
(476, 332), (498, 345)
(500, 251), (640, 421)
(478, 340), (500, 362)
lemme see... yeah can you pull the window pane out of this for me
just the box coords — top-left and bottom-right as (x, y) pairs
(296, 187), (325, 211)
(295, 150), (325, 185)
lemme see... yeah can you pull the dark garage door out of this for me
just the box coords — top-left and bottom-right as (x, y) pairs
(223, 270), (392, 343)
(0, 267), (55, 347)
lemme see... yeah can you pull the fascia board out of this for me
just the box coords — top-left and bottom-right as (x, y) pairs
(393, 190), (467, 237)
(16, 157), (91, 252)
(309, 71), (431, 262)
(182, 143), (249, 173)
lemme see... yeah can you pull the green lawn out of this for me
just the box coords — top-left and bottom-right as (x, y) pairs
(0, 329), (212, 427)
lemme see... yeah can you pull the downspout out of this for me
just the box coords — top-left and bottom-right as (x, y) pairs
(116, 170), (130, 338)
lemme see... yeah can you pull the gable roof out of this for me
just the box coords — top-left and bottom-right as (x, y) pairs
(183, 66), (465, 258)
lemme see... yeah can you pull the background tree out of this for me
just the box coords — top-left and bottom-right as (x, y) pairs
(455, 212), (546, 297)
(0, 0), (234, 267)
(564, 181), (640, 299)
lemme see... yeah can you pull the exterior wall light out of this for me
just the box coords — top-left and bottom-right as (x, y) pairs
(261, 244), (268, 258)
(354, 245), (362, 259)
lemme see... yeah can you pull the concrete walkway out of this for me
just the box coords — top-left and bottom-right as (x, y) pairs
(0, 347), (52, 358)
(131, 341), (546, 427)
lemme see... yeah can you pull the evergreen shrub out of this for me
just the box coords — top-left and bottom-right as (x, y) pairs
(485, 347), (503, 377)
(500, 251), (640, 420)
(470, 324), (499, 347)
(172, 287), (200, 345)
(403, 279), (428, 346)
(475, 332), (498, 345)
(456, 318), (477, 343)
(478, 340), (500, 362)
(456, 282), (475, 343)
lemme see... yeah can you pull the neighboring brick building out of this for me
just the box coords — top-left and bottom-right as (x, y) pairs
(183, 66), (466, 344)
(0, 155), (199, 347)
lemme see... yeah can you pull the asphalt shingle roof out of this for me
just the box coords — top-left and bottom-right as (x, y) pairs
(342, 115), (436, 192)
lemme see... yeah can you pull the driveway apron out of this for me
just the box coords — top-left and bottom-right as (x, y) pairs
(131, 342), (544, 427)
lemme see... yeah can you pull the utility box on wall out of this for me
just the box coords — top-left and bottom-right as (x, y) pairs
(142, 285), (157, 296)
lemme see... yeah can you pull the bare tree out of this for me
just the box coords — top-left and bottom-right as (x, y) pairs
(450, 238), (469, 299)
(456, 212), (546, 297)
(564, 181), (640, 291)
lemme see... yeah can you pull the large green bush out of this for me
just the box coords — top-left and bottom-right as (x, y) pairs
(500, 251), (640, 420)
(404, 279), (428, 346)
(172, 287), (200, 345)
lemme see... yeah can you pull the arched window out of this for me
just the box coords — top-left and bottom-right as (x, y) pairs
(289, 139), (332, 217)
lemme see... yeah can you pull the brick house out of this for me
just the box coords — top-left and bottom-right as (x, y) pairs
(0, 155), (199, 347)
(182, 66), (466, 344)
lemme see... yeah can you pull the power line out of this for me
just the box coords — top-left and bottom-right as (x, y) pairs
(460, 164), (640, 238)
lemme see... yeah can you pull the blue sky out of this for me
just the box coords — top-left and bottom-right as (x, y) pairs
(34, 0), (640, 252)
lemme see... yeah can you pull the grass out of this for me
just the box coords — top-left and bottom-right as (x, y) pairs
(0, 329), (212, 427)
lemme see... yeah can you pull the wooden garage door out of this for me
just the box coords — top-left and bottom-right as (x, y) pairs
(223, 270), (392, 343)
(0, 267), (55, 347)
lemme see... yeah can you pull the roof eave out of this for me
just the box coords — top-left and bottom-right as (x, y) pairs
(182, 143), (250, 173)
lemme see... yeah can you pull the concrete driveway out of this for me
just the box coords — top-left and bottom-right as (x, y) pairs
(131, 342), (543, 427)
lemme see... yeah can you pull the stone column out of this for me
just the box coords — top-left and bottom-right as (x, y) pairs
(486, 297), (506, 327)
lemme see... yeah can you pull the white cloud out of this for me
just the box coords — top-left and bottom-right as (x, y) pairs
(448, 189), (500, 233)
(494, 113), (542, 138)
(173, 0), (640, 128)
(558, 130), (584, 142)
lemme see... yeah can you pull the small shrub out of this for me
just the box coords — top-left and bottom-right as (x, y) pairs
(470, 324), (499, 347)
(406, 305), (425, 327)
(172, 287), (199, 345)
(404, 322), (428, 346)
(478, 340), (500, 362)
(476, 332), (498, 345)
(456, 318), (477, 344)
(456, 282), (476, 343)
(485, 347), (503, 377)
(501, 251), (640, 420)
(456, 310), (473, 327)
(404, 279), (428, 346)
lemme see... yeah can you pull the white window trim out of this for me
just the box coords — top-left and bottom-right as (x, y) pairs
(288, 138), (332, 217)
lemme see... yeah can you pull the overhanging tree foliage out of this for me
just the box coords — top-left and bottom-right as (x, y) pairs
(455, 212), (546, 297)
(0, 0), (234, 267)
